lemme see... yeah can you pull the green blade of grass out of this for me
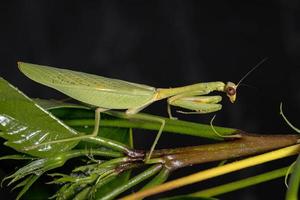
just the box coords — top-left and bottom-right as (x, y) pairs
(285, 154), (300, 200)
(193, 166), (290, 197)
(121, 144), (300, 199)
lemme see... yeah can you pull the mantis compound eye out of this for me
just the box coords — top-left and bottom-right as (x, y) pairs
(226, 86), (236, 96)
(225, 82), (237, 103)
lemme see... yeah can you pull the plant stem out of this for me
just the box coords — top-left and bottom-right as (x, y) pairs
(193, 166), (290, 197)
(65, 149), (124, 159)
(100, 164), (163, 200)
(121, 144), (300, 200)
(158, 134), (299, 170)
(64, 112), (237, 140)
(83, 136), (144, 158)
(285, 153), (300, 200)
(141, 167), (170, 190)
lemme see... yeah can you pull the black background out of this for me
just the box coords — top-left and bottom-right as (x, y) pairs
(1, 1), (300, 199)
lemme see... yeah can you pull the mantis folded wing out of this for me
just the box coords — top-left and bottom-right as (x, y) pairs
(18, 62), (238, 162)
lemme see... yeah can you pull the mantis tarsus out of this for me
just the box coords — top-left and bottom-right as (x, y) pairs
(18, 60), (264, 162)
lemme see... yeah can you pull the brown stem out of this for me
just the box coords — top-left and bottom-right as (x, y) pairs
(150, 132), (299, 170)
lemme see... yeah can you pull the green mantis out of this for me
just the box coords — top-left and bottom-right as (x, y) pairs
(17, 61), (262, 162)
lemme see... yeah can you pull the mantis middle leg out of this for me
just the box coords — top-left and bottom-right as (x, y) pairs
(125, 103), (165, 163)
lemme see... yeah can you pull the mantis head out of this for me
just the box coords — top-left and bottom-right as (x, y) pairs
(225, 82), (237, 103)
(224, 58), (268, 104)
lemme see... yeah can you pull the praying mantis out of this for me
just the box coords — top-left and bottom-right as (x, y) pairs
(17, 60), (264, 162)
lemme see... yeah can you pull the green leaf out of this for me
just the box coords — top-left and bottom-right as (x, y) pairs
(102, 164), (163, 200)
(3, 155), (68, 185)
(73, 186), (92, 200)
(0, 78), (80, 157)
(49, 158), (127, 199)
(142, 167), (170, 190)
(15, 175), (41, 200)
(0, 79), (136, 199)
(0, 154), (34, 160)
(286, 154), (300, 199)
(93, 171), (130, 198)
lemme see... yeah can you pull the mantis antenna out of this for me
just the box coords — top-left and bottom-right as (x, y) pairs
(236, 57), (269, 88)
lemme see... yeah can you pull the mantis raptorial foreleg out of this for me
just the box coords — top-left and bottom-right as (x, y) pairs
(169, 95), (222, 115)
(166, 90), (210, 118)
(166, 88), (222, 117)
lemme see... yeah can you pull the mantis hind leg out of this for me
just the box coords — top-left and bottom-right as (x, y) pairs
(23, 108), (141, 157)
(24, 108), (107, 149)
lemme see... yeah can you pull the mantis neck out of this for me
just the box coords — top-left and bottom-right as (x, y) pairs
(156, 81), (225, 100)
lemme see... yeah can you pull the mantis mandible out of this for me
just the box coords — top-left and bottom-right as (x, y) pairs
(18, 60), (264, 162)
